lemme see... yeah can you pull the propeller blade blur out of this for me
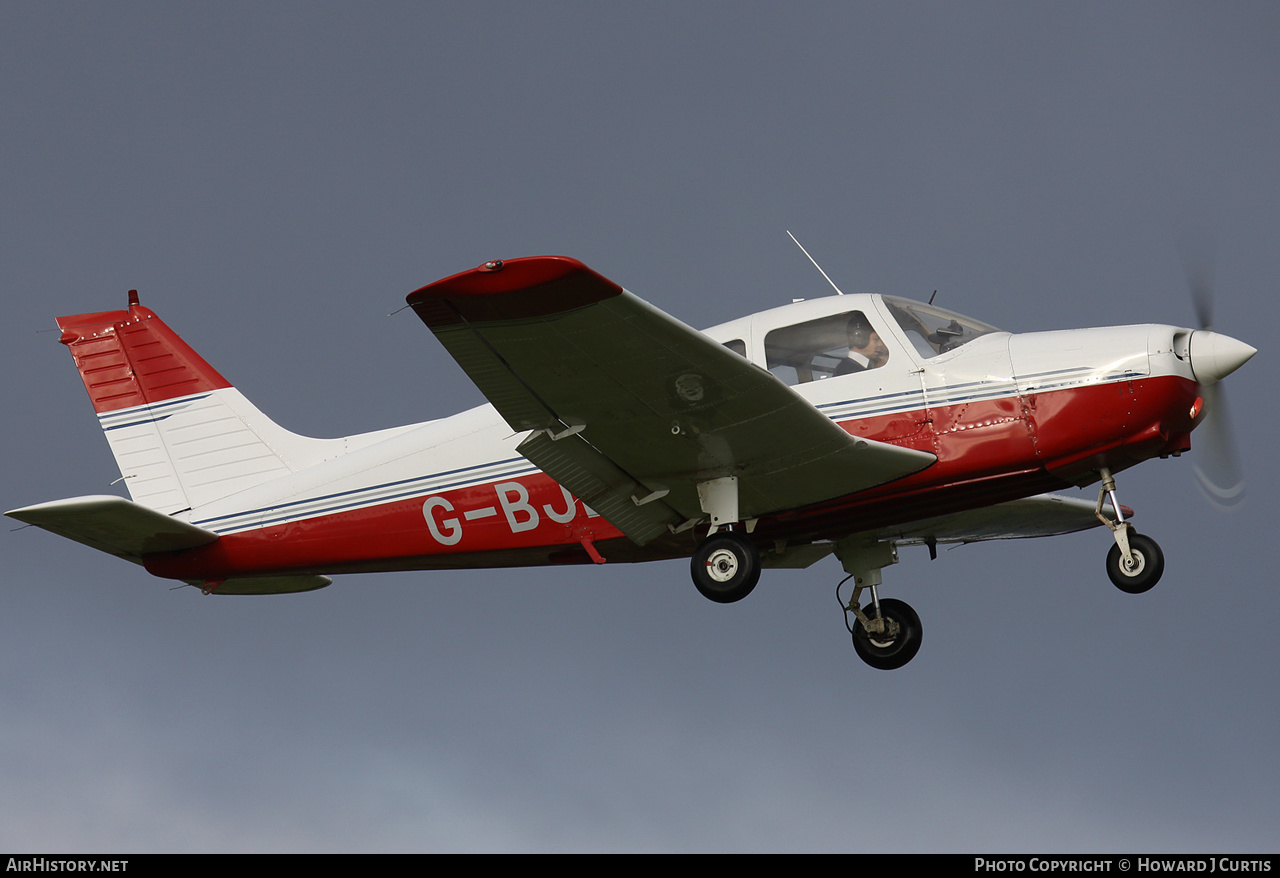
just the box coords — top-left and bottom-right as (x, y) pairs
(1193, 382), (1246, 511)
(1178, 223), (1216, 329)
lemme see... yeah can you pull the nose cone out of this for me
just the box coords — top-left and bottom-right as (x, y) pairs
(1189, 330), (1256, 384)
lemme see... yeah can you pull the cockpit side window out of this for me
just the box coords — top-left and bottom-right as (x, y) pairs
(722, 339), (747, 358)
(882, 297), (1000, 359)
(764, 311), (889, 386)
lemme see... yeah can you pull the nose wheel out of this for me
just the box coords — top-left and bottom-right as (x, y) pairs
(1106, 532), (1164, 594)
(1095, 468), (1165, 594)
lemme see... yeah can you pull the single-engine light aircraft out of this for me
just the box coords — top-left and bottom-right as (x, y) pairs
(8, 256), (1256, 669)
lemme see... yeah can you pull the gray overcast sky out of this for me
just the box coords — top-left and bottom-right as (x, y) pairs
(2, 1), (1277, 852)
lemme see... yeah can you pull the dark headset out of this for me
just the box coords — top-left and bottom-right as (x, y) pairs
(846, 314), (871, 348)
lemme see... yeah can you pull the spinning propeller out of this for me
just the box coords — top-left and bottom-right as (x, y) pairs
(1180, 242), (1256, 510)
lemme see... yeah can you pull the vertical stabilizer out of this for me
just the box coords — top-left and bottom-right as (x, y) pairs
(56, 293), (333, 513)
(57, 290), (233, 414)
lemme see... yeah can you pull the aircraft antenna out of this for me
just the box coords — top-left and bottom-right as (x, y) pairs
(786, 230), (845, 296)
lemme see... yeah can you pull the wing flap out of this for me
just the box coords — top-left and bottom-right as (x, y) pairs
(516, 429), (683, 545)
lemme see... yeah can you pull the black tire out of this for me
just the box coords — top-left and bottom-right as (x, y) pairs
(1106, 533), (1164, 594)
(690, 532), (760, 603)
(852, 598), (922, 670)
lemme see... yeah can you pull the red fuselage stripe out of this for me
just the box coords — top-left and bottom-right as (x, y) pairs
(143, 375), (1199, 580)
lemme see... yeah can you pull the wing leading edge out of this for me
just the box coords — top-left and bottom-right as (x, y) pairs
(764, 492), (1123, 569)
(407, 256), (936, 545)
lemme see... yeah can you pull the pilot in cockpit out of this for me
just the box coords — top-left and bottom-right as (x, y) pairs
(834, 314), (890, 375)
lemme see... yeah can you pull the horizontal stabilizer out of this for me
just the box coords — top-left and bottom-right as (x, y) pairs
(6, 495), (218, 565)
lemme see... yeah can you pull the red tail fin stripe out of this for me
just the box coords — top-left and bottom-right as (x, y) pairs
(57, 302), (232, 413)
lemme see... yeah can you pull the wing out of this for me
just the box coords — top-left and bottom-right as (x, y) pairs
(871, 492), (1117, 546)
(407, 257), (936, 544)
(762, 492), (1119, 569)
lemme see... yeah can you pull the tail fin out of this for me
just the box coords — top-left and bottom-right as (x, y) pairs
(57, 292), (334, 513)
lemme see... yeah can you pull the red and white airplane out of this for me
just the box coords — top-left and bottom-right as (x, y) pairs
(7, 255), (1256, 669)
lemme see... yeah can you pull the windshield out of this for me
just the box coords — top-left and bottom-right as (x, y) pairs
(882, 296), (1000, 359)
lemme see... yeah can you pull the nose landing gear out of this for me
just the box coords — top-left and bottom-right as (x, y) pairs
(1095, 468), (1165, 594)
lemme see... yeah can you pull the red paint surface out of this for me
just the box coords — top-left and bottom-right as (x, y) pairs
(57, 301), (232, 413)
(1025, 373), (1198, 475)
(141, 374), (1202, 581)
(406, 255), (623, 328)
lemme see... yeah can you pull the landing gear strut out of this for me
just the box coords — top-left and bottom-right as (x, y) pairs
(1095, 468), (1165, 594)
(835, 539), (922, 670)
(688, 476), (761, 603)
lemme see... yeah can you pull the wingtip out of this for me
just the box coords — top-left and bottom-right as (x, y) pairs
(406, 255), (624, 328)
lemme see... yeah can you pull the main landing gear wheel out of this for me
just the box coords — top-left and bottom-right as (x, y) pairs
(1106, 533), (1165, 594)
(852, 598), (922, 670)
(690, 532), (760, 603)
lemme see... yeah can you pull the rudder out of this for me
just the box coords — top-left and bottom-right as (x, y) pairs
(57, 290), (233, 414)
(57, 292), (333, 513)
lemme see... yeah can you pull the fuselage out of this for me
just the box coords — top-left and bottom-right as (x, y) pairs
(141, 292), (1204, 583)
